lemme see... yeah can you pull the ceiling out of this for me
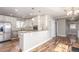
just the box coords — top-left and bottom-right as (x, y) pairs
(0, 7), (71, 19)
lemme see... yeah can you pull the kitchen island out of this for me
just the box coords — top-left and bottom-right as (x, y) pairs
(18, 30), (51, 52)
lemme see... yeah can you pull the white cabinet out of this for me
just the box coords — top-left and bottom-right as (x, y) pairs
(18, 31), (50, 51)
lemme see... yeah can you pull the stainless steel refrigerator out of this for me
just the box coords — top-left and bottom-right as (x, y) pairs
(0, 22), (11, 42)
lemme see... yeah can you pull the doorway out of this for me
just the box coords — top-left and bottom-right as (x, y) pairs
(66, 20), (78, 43)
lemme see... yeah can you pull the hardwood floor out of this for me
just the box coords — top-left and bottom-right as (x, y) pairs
(0, 36), (79, 52)
(0, 39), (20, 52)
(31, 36), (73, 52)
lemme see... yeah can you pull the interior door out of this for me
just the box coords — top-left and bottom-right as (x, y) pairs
(67, 23), (77, 43)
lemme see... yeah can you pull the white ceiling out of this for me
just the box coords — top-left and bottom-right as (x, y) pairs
(0, 7), (67, 19)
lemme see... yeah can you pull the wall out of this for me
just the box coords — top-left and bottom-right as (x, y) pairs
(48, 17), (56, 38)
(57, 19), (66, 36)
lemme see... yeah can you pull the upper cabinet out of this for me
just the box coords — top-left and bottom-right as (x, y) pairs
(19, 15), (50, 31)
(32, 15), (49, 31)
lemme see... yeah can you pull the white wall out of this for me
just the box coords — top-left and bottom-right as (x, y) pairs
(49, 17), (56, 38)
(57, 19), (66, 36)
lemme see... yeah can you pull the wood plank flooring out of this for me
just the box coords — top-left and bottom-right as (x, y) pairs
(0, 39), (20, 52)
(31, 36), (72, 52)
(0, 36), (79, 52)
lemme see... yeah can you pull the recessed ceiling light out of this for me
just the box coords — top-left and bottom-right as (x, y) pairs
(32, 18), (34, 21)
